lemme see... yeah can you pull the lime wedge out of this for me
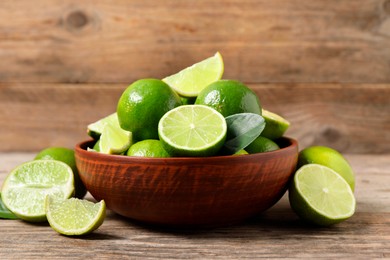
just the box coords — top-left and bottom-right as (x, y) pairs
(99, 124), (132, 154)
(158, 105), (227, 157)
(163, 52), (224, 97)
(87, 113), (119, 139)
(289, 164), (356, 226)
(1, 160), (74, 222)
(261, 109), (290, 140)
(46, 196), (106, 236)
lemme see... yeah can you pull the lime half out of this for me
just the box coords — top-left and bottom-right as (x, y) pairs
(158, 105), (227, 157)
(87, 112), (119, 139)
(289, 164), (356, 226)
(1, 160), (74, 222)
(46, 196), (106, 236)
(261, 109), (290, 140)
(99, 124), (132, 154)
(163, 52), (224, 97)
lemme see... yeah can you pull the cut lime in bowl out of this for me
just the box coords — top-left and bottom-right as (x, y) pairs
(163, 52), (224, 97)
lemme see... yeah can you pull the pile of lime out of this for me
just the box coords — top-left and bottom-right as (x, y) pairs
(0, 52), (356, 234)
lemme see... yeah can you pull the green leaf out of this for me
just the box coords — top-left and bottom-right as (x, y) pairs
(0, 192), (18, 219)
(222, 113), (266, 154)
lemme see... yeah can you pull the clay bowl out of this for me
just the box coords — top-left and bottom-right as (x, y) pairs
(75, 137), (298, 228)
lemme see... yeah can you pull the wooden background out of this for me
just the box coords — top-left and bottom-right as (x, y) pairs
(0, 0), (389, 153)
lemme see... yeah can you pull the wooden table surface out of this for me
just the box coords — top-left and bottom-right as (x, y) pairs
(0, 152), (389, 259)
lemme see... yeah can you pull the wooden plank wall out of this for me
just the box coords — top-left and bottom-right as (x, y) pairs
(0, 0), (389, 153)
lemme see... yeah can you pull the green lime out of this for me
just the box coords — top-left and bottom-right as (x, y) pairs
(233, 149), (248, 156)
(180, 96), (196, 105)
(87, 112), (119, 140)
(1, 160), (74, 222)
(158, 105), (227, 157)
(195, 80), (262, 117)
(46, 196), (106, 236)
(117, 79), (182, 140)
(34, 147), (86, 199)
(298, 146), (355, 191)
(99, 124), (132, 154)
(289, 164), (356, 226)
(127, 140), (170, 158)
(245, 136), (280, 154)
(261, 109), (290, 140)
(163, 52), (224, 97)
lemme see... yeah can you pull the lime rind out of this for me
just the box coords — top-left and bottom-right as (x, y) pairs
(87, 113), (119, 139)
(1, 160), (74, 222)
(163, 52), (224, 97)
(99, 124), (132, 154)
(289, 164), (356, 226)
(46, 196), (106, 236)
(158, 105), (227, 156)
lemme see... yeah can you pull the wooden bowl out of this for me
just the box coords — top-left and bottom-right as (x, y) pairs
(75, 137), (298, 228)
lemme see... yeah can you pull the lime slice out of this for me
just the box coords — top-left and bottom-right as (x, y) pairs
(99, 124), (132, 154)
(260, 109), (290, 140)
(163, 52), (224, 97)
(46, 196), (106, 236)
(87, 113), (119, 139)
(289, 164), (356, 226)
(158, 105), (227, 157)
(1, 160), (74, 222)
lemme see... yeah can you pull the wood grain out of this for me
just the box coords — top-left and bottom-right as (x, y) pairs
(0, 153), (389, 259)
(1, 83), (389, 153)
(0, 0), (390, 83)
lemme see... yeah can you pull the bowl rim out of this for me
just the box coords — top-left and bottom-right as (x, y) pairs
(75, 137), (298, 165)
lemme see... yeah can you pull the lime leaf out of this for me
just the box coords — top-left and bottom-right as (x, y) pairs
(0, 192), (18, 219)
(222, 113), (265, 154)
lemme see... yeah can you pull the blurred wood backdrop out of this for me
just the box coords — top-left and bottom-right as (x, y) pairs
(0, 0), (389, 153)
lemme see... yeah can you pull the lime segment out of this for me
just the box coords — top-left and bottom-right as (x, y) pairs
(158, 105), (227, 157)
(163, 52), (224, 97)
(99, 124), (132, 154)
(46, 196), (106, 236)
(261, 109), (290, 140)
(289, 164), (356, 226)
(87, 113), (119, 139)
(1, 160), (74, 222)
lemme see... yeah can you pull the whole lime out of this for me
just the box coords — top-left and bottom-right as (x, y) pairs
(298, 146), (355, 191)
(195, 80), (262, 117)
(127, 140), (170, 158)
(117, 79), (182, 140)
(245, 136), (280, 154)
(34, 147), (87, 199)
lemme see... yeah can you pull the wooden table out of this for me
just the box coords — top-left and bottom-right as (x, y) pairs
(0, 153), (389, 259)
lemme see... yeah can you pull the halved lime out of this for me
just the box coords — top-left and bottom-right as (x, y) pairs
(99, 124), (132, 154)
(298, 146), (355, 191)
(46, 196), (106, 236)
(261, 109), (290, 140)
(1, 160), (74, 222)
(158, 105), (227, 157)
(289, 164), (356, 226)
(87, 112), (119, 139)
(163, 52), (224, 97)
